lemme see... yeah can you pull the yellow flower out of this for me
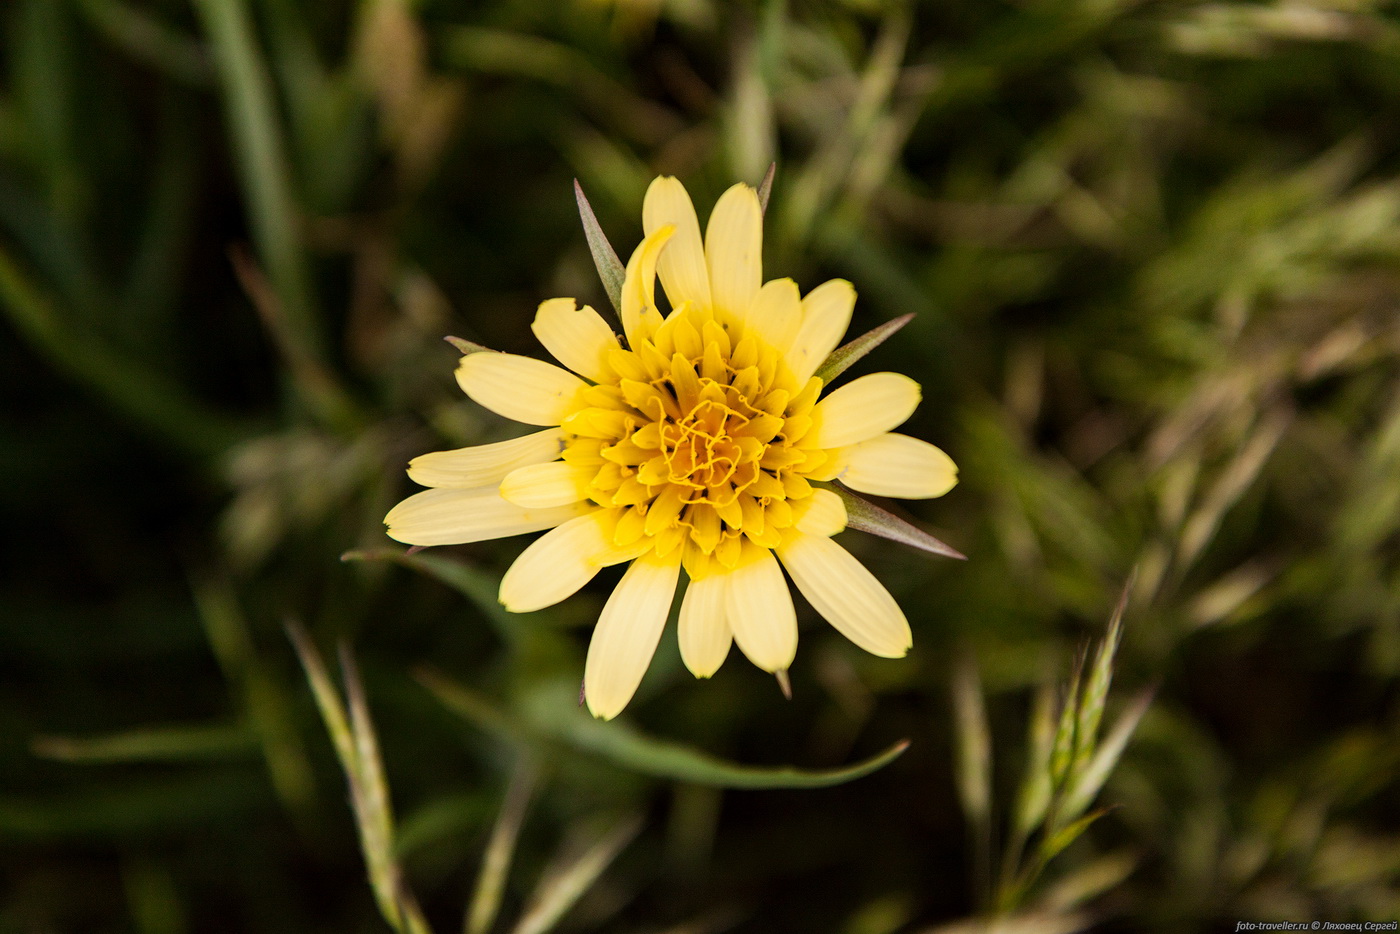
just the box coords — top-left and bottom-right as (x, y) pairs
(386, 176), (958, 720)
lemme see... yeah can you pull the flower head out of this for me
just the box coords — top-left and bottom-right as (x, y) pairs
(386, 176), (957, 719)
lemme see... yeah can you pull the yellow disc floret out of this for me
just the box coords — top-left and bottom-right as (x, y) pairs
(544, 302), (834, 583)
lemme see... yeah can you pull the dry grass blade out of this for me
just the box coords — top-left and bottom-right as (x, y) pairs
(287, 624), (431, 934)
(510, 813), (644, 934)
(466, 758), (539, 934)
(285, 620), (356, 775)
(339, 645), (412, 932)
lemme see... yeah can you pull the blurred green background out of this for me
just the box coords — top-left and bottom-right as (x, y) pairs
(4, 0), (1400, 931)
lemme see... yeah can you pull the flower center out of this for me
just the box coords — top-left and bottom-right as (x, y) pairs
(660, 383), (769, 501)
(557, 306), (828, 575)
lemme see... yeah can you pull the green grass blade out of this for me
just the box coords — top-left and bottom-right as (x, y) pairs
(1012, 683), (1057, 840)
(192, 0), (322, 376)
(338, 645), (406, 931)
(1073, 577), (1132, 775)
(510, 814), (643, 934)
(32, 724), (255, 764)
(1059, 689), (1154, 824)
(285, 621), (358, 785)
(1049, 650), (1086, 792)
(0, 246), (245, 456)
(557, 713), (911, 790)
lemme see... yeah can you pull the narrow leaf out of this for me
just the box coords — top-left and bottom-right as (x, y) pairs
(420, 668), (909, 789)
(575, 179), (625, 317)
(192, 0), (319, 357)
(467, 759), (538, 934)
(562, 716), (909, 789)
(814, 313), (914, 384)
(756, 162), (775, 215)
(831, 485), (966, 560)
(512, 814), (643, 934)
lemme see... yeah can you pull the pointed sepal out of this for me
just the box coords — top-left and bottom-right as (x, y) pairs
(445, 335), (492, 355)
(831, 483), (966, 560)
(574, 179), (626, 317)
(757, 162), (776, 215)
(815, 313), (914, 384)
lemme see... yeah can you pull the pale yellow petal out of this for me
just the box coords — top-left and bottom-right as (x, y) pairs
(788, 279), (855, 383)
(830, 432), (958, 499)
(456, 353), (586, 426)
(406, 429), (564, 490)
(744, 278), (801, 353)
(705, 183), (763, 323)
(584, 549), (683, 720)
(777, 532), (911, 658)
(500, 511), (613, 612)
(499, 461), (596, 508)
(384, 487), (592, 546)
(678, 573), (731, 678)
(793, 488), (848, 537)
(620, 225), (672, 347)
(725, 547), (797, 672)
(531, 298), (619, 383)
(643, 176), (711, 312)
(808, 372), (921, 449)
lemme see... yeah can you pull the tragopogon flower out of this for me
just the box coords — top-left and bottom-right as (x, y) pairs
(386, 176), (957, 719)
